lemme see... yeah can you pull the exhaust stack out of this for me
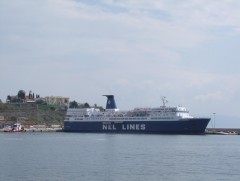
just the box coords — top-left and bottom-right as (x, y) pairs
(103, 95), (117, 109)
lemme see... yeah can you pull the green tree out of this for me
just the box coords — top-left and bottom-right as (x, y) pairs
(69, 101), (78, 108)
(7, 95), (12, 102)
(17, 90), (26, 100)
(83, 103), (90, 108)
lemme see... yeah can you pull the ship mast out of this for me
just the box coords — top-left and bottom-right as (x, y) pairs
(161, 96), (168, 107)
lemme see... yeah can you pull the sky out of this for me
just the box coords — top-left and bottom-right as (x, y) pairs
(1, 0), (240, 127)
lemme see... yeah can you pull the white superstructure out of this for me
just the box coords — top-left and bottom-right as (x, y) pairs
(65, 98), (193, 122)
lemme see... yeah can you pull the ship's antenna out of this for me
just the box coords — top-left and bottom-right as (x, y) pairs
(161, 96), (168, 107)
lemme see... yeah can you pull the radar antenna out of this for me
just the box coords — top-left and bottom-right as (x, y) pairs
(161, 96), (168, 107)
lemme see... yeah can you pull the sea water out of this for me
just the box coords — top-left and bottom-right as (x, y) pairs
(0, 132), (240, 181)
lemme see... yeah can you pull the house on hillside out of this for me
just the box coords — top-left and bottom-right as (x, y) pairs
(0, 116), (4, 129)
(43, 96), (69, 107)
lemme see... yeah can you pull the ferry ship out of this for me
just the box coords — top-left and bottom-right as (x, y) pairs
(64, 95), (210, 134)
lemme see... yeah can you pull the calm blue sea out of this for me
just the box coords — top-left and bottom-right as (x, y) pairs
(0, 132), (240, 181)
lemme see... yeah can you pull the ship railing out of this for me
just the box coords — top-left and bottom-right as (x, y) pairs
(191, 114), (211, 118)
(134, 108), (149, 110)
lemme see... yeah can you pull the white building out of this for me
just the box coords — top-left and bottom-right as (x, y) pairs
(44, 96), (69, 106)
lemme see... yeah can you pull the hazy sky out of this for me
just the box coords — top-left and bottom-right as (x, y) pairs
(1, 0), (240, 127)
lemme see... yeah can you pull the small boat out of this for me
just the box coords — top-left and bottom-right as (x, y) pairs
(3, 123), (25, 132)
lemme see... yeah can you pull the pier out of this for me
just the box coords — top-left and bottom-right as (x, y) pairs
(1, 128), (240, 134)
(0, 128), (63, 132)
(206, 128), (240, 135)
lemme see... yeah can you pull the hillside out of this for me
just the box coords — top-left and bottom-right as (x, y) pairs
(0, 103), (66, 127)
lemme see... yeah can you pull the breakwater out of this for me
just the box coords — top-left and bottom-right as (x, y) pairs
(0, 128), (63, 132)
(206, 128), (240, 135)
(1, 128), (240, 134)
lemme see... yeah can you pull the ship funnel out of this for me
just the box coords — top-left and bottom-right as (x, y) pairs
(103, 95), (117, 109)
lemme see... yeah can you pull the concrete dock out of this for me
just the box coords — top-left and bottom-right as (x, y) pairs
(0, 128), (63, 132)
(206, 128), (240, 135)
(1, 128), (240, 134)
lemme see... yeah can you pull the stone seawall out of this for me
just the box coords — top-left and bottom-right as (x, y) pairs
(206, 128), (240, 135)
(0, 128), (63, 132)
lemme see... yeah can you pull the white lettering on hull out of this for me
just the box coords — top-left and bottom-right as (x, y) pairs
(102, 124), (116, 130)
(102, 123), (146, 131)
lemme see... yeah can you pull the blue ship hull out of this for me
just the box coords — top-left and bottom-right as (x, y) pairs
(64, 118), (210, 134)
